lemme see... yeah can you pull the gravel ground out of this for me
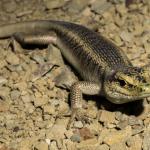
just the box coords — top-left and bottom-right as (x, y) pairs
(0, 0), (150, 150)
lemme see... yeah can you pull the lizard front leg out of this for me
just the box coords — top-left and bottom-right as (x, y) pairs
(67, 81), (101, 129)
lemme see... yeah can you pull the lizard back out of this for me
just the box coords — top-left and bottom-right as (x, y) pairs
(0, 20), (132, 82)
(49, 21), (132, 81)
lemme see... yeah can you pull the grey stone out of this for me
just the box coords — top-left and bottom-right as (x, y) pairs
(91, 0), (112, 14)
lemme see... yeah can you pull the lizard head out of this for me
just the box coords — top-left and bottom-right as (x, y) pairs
(104, 65), (150, 104)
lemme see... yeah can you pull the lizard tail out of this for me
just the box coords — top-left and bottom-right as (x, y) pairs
(0, 20), (51, 38)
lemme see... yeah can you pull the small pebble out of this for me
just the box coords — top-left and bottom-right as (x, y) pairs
(70, 134), (81, 143)
(5, 51), (20, 65)
(74, 121), (84, 129)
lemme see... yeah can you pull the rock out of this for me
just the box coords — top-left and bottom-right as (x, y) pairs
(0, 86), (10, 100)
(6, 51), (20, 65)
(24, 102), (35, 114)
(65, 0), (89, 13)
(64, 130), (74, 139)
(54, 66), (77, 90)
(127, 116), (144, 135)
(98, 128), (110, 144)
(128, 116), (143, 126)
(144, 118), (150, 127)
(49, 141), (58, 150)
(46, 45), (64, 66)
(97, 144), (109, 150)
(0, 145), (13, 150)
(103, 126), (132, 145)
(0, 76), (7, 85)
(99, 110), (116, 123)
(18, 138), (35, 150)
(142, 124), (150, 150)
(64, 139), (76, 150)
(91, 0), (112, 14)
(2, 0), (17, 13)
(56, 101), (69, 115)
(113, 35), (123, 46)
(30, 53), (45, 65)
(46, 119), (67, 140)
(117, 120), (129, 129)
(43, 105), (56, 115)
(21, 94), (32, 103)
(76, 138), (99, 149)
(0, 60), (7, 69)
(110, 0), (125, 4)
(43, 0), (66, 9)
(33, 94), (49, 107)
(126, 135), (142, 150)
(71, 127), (95, 142)
(115, 3), (127, 16)
(13, 81), (28, 92)
(86, 101), (98, 119)
(120, 31), (133, 42)
(110, 142), (127, 150)
(82, 7), (92, 17)
(45, 139), (50, 145)
(143, 43), (149, 53)
(34, 141), (48, 150)
(85, 121), (102, 135)
(31, 63), (54, 82)
(79, 127), (94, 140)
(74, 121), (83, 129)
(0, 101), (9, 112)
(133, 24), (144, 36)
(70, 133), (81, 143)
(10, 90), (21, 100)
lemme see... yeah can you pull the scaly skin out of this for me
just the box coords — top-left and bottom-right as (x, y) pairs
(0, 20), (150, 128)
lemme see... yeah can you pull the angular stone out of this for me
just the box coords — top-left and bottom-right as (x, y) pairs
(143, 124), (150, 150)
(10, 90), (21, 100)
(65, 0), (89, 13)
(120, 31), (133, 42)
(0, 76), (7, 85)
(126, 135), (142, 150)
(43, 0), (66, 9)
(103, 126), (132, 145)
(91, 0), (112, 14)
(74, 121), (83, 129)
(97, 144), (109, 150)
(34, 141), (48, 150)
(6, 51), (20, 65)
(43, 105), (56, 115)
(99, 110), (116, 123)
(77, 138), (99, 149)
(110, 142), (127, 150)
(46, 119), (67, 140)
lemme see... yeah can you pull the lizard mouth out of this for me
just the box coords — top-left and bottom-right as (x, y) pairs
(140, 83), (150, 95)
(105, 82), (150, 104)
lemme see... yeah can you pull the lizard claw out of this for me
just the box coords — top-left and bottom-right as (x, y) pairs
(67, 108), (91, 130)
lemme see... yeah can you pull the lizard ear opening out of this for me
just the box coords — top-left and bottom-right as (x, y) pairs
(104, 69), (117, 82)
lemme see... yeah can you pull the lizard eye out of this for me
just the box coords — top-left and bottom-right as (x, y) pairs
(118, 79), (126, 87)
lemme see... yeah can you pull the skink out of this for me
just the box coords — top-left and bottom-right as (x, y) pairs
(0, 20), (150, 128)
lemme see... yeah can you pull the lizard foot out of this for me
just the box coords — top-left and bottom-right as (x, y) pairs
(67, 108), (91, 130)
